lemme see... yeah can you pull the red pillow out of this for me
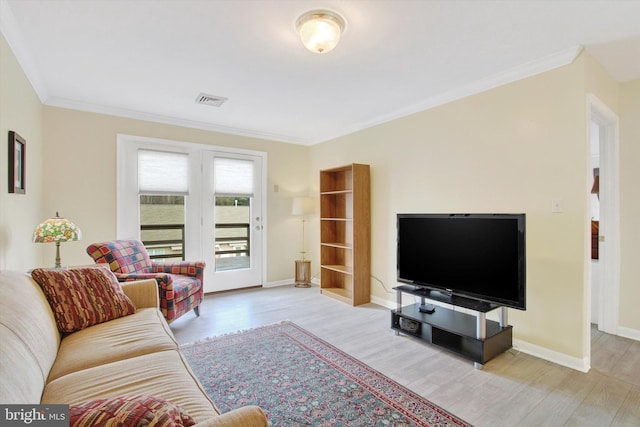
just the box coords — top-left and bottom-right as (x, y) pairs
(70, 395), (196, 427)
(31, 267), (136, 333)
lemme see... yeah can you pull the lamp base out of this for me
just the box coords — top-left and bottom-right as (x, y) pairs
(54, 242), (62, 269)
(294, 259), (311, 288)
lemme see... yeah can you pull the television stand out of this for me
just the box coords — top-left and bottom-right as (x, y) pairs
(391, 285), (512, 368)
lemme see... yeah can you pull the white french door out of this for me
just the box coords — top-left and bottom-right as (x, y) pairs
(117, 135), (265, 294)
(202, 151), (263, 292)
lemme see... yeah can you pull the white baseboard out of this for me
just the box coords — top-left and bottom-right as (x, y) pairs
(371, 295), (395, 309)
(510, 339), (590, 372)
(618, 326), (640, 341)
(263, 279), (291, 288)
(515, 325), (639, 371)
(263, 278), (320, 288)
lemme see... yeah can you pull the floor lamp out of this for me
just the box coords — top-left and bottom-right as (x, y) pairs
(292, 197), (314, 287)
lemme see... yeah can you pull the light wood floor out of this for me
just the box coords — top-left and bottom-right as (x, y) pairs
(170, 285), (640, 427)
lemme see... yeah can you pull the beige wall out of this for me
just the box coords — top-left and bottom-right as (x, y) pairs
(0, 33), (43, 271)
(41, 107), (309, 282)
(310, 55), (595, 363)
(619, 79), (640, 332)
(585, 53), (620, 111)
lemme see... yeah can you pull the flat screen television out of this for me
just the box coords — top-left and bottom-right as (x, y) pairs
(397, 213), (526, 310)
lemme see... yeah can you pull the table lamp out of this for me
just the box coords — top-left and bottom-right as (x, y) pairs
(33, 212), (82, 269)
(292, 197), (314, 287)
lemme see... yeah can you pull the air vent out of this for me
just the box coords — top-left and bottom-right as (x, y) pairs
(195, 93), (227, 107)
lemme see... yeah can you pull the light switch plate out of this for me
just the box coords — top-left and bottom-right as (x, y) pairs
(551, 198), (563, 213)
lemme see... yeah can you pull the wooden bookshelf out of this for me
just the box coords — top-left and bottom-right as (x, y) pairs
(319, 164), (370, 306)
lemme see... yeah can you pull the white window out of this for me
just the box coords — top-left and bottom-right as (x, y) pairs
(138, 149), (189, 195)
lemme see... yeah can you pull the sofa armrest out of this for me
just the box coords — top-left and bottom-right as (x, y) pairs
(193, 406), (268, 427)
(120, 279), (159, 309)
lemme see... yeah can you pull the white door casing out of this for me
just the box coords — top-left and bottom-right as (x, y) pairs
(586, 95), (620, 337)
(116, 135), (266, 293)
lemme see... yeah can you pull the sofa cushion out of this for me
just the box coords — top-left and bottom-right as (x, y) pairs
(70, 394), (195, 427)
(48, 308), (178, 382)
(42, 350), (220, 423)
(31, 267), (136, 333)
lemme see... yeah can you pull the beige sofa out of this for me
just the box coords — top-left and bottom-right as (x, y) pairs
(0, 270), (268, 426)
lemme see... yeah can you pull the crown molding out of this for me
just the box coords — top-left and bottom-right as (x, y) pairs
(0, 0), (49, 103)
(313, 45), (584, 145)
(46, 43), (583, 147)
(45, 97), (312, 146)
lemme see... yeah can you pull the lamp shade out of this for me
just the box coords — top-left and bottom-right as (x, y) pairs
(33, 212), (82, 243)
(296, 10), (345, 54)
(292, 197), (314, 216)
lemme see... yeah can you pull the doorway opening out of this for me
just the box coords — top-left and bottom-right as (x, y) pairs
(587, 94), (620, 364)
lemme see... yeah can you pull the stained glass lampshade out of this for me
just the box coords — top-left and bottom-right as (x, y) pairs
(33, 212), (82, 268)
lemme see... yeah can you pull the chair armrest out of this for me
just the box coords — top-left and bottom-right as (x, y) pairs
(120, 279), (159, 309)
(116, 272), (166, 281)
(193, 406), (268, 427)
(116, 272), (173, 290)
(152, 261), (205, 278)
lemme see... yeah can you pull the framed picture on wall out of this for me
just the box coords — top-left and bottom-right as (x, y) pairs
(8, 131), (26, 194)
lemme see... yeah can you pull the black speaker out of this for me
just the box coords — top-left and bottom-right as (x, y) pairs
(399, 317), (420, 334)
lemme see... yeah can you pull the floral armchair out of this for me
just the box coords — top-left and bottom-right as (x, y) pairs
(86, 239), (205, 323)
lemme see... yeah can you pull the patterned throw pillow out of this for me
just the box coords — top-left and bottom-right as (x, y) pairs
(70, 395), (196, 427)
(31, 267), (136, 333)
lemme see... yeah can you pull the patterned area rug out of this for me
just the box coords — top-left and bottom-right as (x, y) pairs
(181, 321), (471, 427)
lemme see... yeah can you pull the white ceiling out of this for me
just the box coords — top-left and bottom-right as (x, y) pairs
(2, 0), (639, 145)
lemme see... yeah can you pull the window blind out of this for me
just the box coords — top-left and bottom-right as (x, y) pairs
(213, 157), (254, 196)
(138, 149), (189, 195)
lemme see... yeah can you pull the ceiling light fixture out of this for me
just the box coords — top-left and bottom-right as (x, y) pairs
(296, 10), (345, 54)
